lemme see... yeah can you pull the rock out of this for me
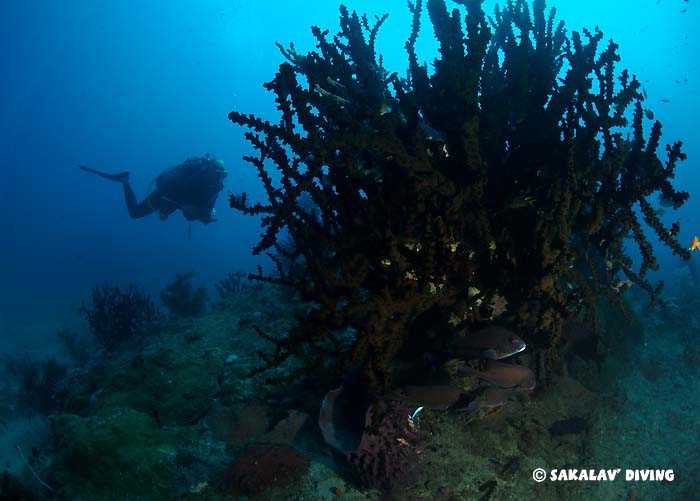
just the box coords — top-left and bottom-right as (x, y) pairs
(50, 408), (182, 499)
(92, 349), (222, 426)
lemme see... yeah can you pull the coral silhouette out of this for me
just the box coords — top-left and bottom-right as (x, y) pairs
(161, 272), (208, 317)
(80, 283), (159, 349)
(228, 0), (689, 394)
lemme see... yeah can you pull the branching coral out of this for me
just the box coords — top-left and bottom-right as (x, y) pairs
(16, 358), (68, 415)
(80, 283), (159, 349)
(228, 0), (689, 393)
(214, 271), (249, 304)
(161, 272), (208, 317)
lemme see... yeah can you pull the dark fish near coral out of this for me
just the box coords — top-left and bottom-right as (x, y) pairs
(461, 387), (516, 413)
(499, 456), (521, 477)
(644, 109), (654, 120)
(658, 192), (675, 208)
(478, 480), (497, 500)
(454, 326), (526, 360)
(471, 360), (536, 390)
(392, 384), (465, 410)
(505, 195), (536, 209)
(690, 235), (700, 252)
(548, 416), (589, 437)
(561, 319), (601, 369)
(318, 385), (369, 452)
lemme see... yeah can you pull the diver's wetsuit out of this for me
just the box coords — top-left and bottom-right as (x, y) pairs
(121, 182), (177, 219)
(79, 156), (225, 224)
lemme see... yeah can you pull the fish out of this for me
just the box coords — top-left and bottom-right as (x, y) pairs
(314, 83), (350, 104)
(658, 192), (675, 208)
(505, 195), (536, 209)
(644, 109), (654, 120)
(318, 387), (346, 451)
(459, 360), (536, 390)
(661, 98), (671, 103)
(410, 406), (424, 421)
(690, 236), (700, 252)
(549, 417), (589, 437)
(392, 384), (465, 410)
(610, 279), (632, 293)
(453, 326), (527, 360)
(326, 77), (347, 90)
(561, 320), (599, 363)
(460, 387), (517, 414)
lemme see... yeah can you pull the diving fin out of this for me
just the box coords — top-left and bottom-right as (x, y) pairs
(78, 164), (130, 183)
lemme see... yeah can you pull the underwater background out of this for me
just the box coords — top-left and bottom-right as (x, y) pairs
(1, 0), (699, 499)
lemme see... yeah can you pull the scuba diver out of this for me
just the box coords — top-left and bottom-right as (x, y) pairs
(79, 155), (227, 227)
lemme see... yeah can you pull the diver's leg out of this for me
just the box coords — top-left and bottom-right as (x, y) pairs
(79, 164), (156, 219)
(122, 183), (156, 219)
